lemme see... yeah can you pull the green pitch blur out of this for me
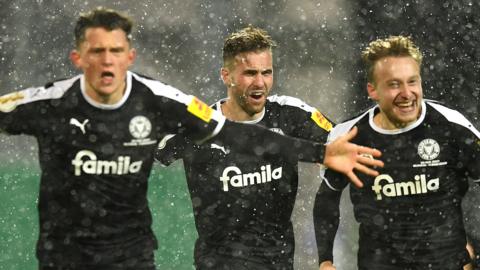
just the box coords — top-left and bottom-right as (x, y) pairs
(0, 163), (196, 269)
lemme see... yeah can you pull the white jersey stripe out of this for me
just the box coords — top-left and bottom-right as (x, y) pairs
(132, 72), (191, 105)
(428, 101), (480, 139)
(327, 110), (369, 143)
(0, 75), (78, 113)
(268, 94), (317, 113)
(133, 72), (226, 141)
(21, 75), (78, 105)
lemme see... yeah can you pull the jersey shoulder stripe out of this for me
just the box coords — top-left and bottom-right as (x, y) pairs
(268, 94), (316, 113)
(327, 108), (371, 143)
(268, 94), (333, 131)
(132, 72), (225, 139)
(132, 72), (191, 104)
(427, 100), (480, 139)
(0, 75), (79, 112)
(133, 72), (223, 120)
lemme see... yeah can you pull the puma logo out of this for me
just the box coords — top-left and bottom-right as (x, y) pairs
(211, 143), (229, 155)
(70, 118), (89, 134)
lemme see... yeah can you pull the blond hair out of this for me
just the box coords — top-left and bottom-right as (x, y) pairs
(362, 36), (422, 83)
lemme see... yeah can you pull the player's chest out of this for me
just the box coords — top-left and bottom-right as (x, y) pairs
(190, 116), (290, 165)
(369, 133), (455, 171)
(42, 107), (161, 151)
(356, 130), (464, 202)
(187, 142), (296, 193)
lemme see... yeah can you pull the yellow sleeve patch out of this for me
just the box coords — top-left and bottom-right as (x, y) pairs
(187, 96), (213, 123)
(0, 92), (24, 112)
(311, 110), (333, 131)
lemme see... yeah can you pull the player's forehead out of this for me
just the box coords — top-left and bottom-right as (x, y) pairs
(81, 27), (130, 48)
(232, 50), (272, 70)
(373, 56), (420, 81)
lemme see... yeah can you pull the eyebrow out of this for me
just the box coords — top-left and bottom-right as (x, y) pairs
(243, 67), (273, 73)
(88, 46), (126, 52)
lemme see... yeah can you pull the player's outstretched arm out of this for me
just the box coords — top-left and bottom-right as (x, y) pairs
(213, 122), (383, 185)
(323, 126), (383, 188)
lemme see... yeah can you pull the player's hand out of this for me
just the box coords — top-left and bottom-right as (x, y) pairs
(323, 126), (384, 188)
(319, 261), (336, 270)
(464, 242), (475, 270)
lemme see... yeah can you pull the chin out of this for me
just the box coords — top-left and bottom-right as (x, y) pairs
(395, 116), (418, 127)
(98, 85), (117, 94)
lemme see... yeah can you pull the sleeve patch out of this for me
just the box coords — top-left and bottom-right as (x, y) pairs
(0, 92), (24, 112)
(187, 96), (213, 123)
(311, 110), (333, 131)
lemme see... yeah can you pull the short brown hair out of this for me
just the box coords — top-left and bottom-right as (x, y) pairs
(362, 36), (422, 83)
(74, 7), (133, 48)
(223, 26), (276, 69)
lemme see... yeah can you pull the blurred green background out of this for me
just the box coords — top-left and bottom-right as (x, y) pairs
(0, 162), (197, 270)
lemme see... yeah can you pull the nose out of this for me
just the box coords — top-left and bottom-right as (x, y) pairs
(252, 73), (265, 88)
(102, 51), (113, 66)
(399, 84), (413, 98)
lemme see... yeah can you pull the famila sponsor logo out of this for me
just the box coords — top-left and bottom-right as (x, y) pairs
(371, 174), (439, 200)
(71, 150), (143, 176)
(219, 165), (282, 191)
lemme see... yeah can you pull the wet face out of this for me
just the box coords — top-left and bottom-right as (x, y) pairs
(70, 27), (136, 104)
(221, 50), (273, 119)
(368, 56), (423, 129)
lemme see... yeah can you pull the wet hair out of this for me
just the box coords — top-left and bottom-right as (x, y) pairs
(362, 35), (422, 84)
(74, 7), (133, 48)
(223, 25), (276, 69)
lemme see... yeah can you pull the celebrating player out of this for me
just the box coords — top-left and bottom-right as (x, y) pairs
(0, 7), (382, 270)
(156, 26), (337, 269)
(314, 35), (479, 270)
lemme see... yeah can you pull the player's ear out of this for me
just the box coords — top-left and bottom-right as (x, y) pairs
(367, 82), (378, 101)
(220, 67), (230, 86)
(70, 50), (82, 69)
(127, 48), (136, 66)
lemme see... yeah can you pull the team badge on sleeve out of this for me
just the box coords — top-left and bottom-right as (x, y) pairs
(311, 110), (333, 131)
(187, 96), (213, 123)
(0, 92), (24, 112)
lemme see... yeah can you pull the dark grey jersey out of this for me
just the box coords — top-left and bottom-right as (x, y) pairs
(156, 95), (333, 269)
(314, 100), (480, 269)
(0, 71), (225, 267)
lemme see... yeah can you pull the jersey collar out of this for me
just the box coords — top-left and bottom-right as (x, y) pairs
(215, 98), (266, 124)
(369, 100), (427, 135)
(80, 71), (133, 110)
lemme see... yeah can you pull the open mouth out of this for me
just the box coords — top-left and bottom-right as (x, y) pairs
(248, 91), (265, 101)
(101, 71), (114, 78)
(395, 100), (416, 112)
(100, 71), (114, 84)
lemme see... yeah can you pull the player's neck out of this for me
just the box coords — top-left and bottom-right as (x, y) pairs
(85, 82), (126, 105)
(221, 99), (262, 122)
(373, 112), (417, 130)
